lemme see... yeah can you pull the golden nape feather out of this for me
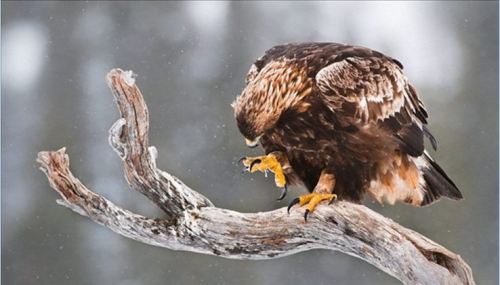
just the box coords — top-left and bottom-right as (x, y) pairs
(234, 42), (462, 220)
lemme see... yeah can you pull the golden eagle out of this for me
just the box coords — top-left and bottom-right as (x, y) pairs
(233, 43), (462, 220)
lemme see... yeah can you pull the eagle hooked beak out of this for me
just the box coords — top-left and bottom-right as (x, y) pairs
(245, 136), (262, 148)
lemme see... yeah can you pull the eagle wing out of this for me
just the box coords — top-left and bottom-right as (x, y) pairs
(315, 55), (435, 156)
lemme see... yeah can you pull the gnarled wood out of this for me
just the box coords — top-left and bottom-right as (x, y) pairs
(37, 69), (475, 285)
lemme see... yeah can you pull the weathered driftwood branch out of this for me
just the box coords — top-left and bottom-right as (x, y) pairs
(37, 69), (474, 285)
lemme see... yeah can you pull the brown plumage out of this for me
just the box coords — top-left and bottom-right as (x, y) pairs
(233, 42), (462, 206)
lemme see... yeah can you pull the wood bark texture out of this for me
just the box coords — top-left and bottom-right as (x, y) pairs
(37, 69), (475, 285)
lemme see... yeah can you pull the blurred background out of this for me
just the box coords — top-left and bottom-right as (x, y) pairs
(2, 1), (498, 284)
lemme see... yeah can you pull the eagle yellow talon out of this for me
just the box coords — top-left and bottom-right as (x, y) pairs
(241, 154), (287, 188)
(288, 193), (337, 221)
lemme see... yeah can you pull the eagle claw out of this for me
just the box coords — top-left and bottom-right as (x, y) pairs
(249, 159), (262, 172)
(239, 154), (287, 191)
(287, 197), (300, 214)
(277, 184), (288, 201)
(287, 193), (337, 222)
(304, 209), (310, 222)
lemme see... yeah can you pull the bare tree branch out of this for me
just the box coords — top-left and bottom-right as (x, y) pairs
(37, 69), (475, 285)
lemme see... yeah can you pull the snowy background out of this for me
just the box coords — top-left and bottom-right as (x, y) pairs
(2, 1), (498, 284)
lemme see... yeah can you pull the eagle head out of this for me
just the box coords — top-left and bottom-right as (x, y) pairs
(232, 60), (313, 147)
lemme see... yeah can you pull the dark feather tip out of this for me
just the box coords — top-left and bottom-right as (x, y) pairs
(423, 125), (438, 151)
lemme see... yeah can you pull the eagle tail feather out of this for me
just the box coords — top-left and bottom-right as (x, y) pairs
(420, 153), (463, 206)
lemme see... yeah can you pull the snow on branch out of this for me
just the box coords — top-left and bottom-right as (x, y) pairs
(37, 69), (475, 285)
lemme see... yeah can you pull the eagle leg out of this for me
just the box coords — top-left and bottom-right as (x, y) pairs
(240, 152), (287, 198)
(288, 170), (337, 221)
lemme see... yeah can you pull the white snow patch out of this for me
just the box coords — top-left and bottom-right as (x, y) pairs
(3, 22), (47, 93)
(313, 2), (463, 96)
(184, 1), (229, 33)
